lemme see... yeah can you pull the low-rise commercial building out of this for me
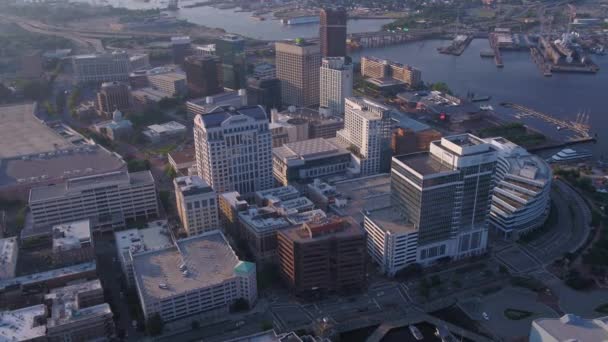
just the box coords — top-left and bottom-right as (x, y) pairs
(272, 138), (351, 185)
(114, 221), (173, 287)
(132, 231), (257, 322)
(142, 121), (187, 143)
(277, 216), (366, 296)
(29, 171), (159, 232)
(363, 207), (418, 276)
(0, 262), (97, 309)
(530, 314), (608, 342)
(0, 237), (18, 280)
(174, 175), (219, 236)
(147, 72), (187, 97)
(391, 128), (442, 156)
(45, 280), (115, 342)
(92, 110), (133, 141)
(0, 103), (126, 201)
(51, 220), (94, 266)
(0, 305), (47, 342)
(361, 56), (421, 88)
(168, 147), (196, 176)
(72, 52), (130, 84)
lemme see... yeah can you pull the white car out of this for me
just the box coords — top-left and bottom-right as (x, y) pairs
(482, 312), (490, 320)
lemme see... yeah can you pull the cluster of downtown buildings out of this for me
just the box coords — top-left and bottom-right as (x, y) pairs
(0, 7), (557, 342)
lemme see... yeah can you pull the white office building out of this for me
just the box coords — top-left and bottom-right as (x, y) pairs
(363, 207), (418, 276)
(485, 137), (552, 240)
(0, 305), (47, 342)
(29, 171), (159, 231)
(530, 314), (608, 342)
(72, 51), (131, 83)
(336, 97), (392, 176)
(320, 57), (353, 116)
(132, 231), (257, 322)
(114, 220), (173, 287)
(174, 175), (220, 236)
(194, 105), (273, 194)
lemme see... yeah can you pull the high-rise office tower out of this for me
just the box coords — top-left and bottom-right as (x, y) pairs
(184, 55), (223, 98)
(320, 57), (353, 116)
(72, 51), (130, 83)
(275, 40), (321, 107)
(194, 105), (273, 194)
(320, 8), (347, 57)
(215, 34), (247, 90)
(247, 77), (282, 113)
(391, 134), (497, 264)
(171, 36), (192, 65)
(336, 97), (392, 176)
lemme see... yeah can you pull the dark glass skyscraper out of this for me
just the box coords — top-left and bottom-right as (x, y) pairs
(215, 34), (247, 90)
(320, 8), (347, 58)
(184, 55), (223, 98)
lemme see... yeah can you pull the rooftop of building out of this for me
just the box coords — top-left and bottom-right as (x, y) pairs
(115, 220), (173, 257)
(345, 97), (392, 120)
(148, 72), (186, 82)
(45, 279), (111, 328)
(0, 103), (72, 160)
(0, 143), (126, 190)
(132, 87), (169, 102)
(255, 185), (300, 202)
(94, 118), (133, 131)
(174, 175), (213, 196)
(390, 112), (430, 132)
(29, 170), (154, 202)
(393, 152), (455, 176)
(0, 305), (47, 342)
(171, 36), (191, 44)
(486, 137), (551, 183)
(444, 133), (486, 147)
(168, 146), (195, 166)
(533, 314), (608, 341)
(273, 138), (349, 162)
(52, 220), (92, 252)
(224, 330), (303, 342)
(332, 174), (392, 223)
(196, 105), (268, 129)
(0, 237), (18, 280)
(280, 216), (364, 243)
(220, 191), (248, 208)
(276, 39), (318, 48)
(0, 261), (96, 291)
(145, 121), (186, 134)
(132, 231), (251, 301)
(188, 90), (247, 111)
(365, 77), (405, 88)
(364, 206), (417, 234)
(219, 33), (244, 42)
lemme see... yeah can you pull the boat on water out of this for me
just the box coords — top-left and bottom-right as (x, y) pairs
(409, 325), (423, 340)
(480, 105), (494, 111)
(548, 148), (593, 163)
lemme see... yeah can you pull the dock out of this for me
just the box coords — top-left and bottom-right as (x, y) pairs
(488, 33), (503, 67)
(530, 47), (552, 77)
(438, 35), (473, 56)
(501, 102), (591, 139)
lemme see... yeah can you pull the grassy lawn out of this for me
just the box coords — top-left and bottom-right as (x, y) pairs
(595, 304), (608, 314)
(504, 308), (534, 320)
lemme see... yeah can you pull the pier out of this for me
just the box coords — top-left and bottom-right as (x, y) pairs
(437, 35), (473, 56)
(501, 102), (591, 139)
(488, 33), (503, 67)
